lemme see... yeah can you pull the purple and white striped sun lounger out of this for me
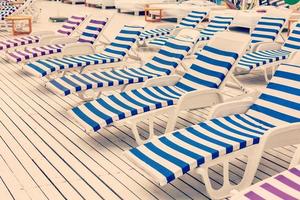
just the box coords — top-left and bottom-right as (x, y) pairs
(6, 18), (108, 63)
(231, 165), (300, 200)
(0, 15), (86, 51)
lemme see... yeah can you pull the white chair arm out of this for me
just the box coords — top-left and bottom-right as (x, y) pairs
(254, 41), (283, 51)
(50, 36), (78, 45)
(38, 35), (66, 45)
(178, 89), (223, 111)
(263, 122), (300, 149)
(208, 99), (255, 119)
(31, 30), (56, 36)
(61, 43), (95, 57)
(143, 75), (181, 87)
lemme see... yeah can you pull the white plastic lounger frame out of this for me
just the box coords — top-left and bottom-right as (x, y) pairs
(69, 32), (251, 145)
(0, 15), (88, 52)
(5, 17), (110, 63)
(230, 145), (300, 199)
(46, 30), (200, 101)
(124, 54), (300, 199)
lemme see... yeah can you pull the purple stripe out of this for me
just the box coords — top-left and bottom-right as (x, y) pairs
(261, 183), (298, 200)
(275, 174), (300, 191)
(244, 191), (265, 200)
(78, 38), (94, 43)
(66, 20), (80, 25)
(290, 167), (300, 177)
(70, 16), (85, 20)
(90, 19), (107, 25)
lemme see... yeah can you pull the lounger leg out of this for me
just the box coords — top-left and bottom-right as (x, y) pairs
(196, 147), (263, 199)
(290, 145), (300, 168)
(165, 109), (178, 133)
(128, 117), (156, 145)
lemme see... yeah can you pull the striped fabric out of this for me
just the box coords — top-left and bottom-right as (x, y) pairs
(0, 5), (17, 20)
(148, 16), (233, 47)
(124, 63), (300, 186)
(6, 18), (108, 63)
(0, 15), (86, 51)
(231, 165), (300, 200)
(56, 15), (86, 36)
(24, 25), (144, 77)
(197, 16), (234, 41)
(139, 11), (207, 42)
(269, 0), (290, 8)
(250, 17), (286, 45)
(47, 38), (194, 96)
(69, 45), (239, 132)
(238, 23), (300, 71)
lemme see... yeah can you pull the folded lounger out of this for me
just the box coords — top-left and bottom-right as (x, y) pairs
(69, 32), (250, 144)
(230, 145), (300, 200)
(46, 33), (199, 99)
(0, 15), (87, 51)
(6, 17), (108, 63)
(23, 25), (144, 79)
(148, 15), (234, 48)
(236, 22), (300, 82)
(124, 58), (300, 199)
(138, 10), (208, 46)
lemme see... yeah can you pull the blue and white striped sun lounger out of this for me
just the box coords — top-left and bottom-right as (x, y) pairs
(249, 16), (286, 45)
(46, 37), (196, 96)
(0, 15), (86, 51)
(69, 32), (250, 138)
(237, 22), (300, 73)
(139, 10), (208, 43)
(6, 18), (108, 63)
(23, 25), (144, 78)
(148, 16), (234, 48)
(125, 61), (300, 199)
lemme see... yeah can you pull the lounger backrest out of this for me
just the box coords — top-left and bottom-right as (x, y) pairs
(57, 15), (86, 36)
(281, 23), (300, 52)
(102, 25), (144, 59)
(246, 63), (300, 126)
(269, 0), (290, 8)
(77, 18), (108, 44)
(175, 45), (238, 92)
(199, 16), (234, 37)
(176, 11), (208, 28)
(175, 32), (250, 92)
(250, 16), (286, 44)
(141, 37), (194, 75)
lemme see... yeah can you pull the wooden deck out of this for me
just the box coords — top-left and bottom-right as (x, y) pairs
(0, 1), (297, 199)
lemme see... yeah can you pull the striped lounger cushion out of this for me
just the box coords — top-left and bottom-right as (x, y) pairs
(47, 38), (194, 96)
(238, 22), (300, 72)
(24, 25), (144, 77)
(250, 17), (286, 44)
(124, 63), (300, 185)
(6, 19), (108, 63)
(231, 165), (300, 200)
(139, 11), (207, 42)
(149, 16), (233, 47)
(69, 45), (238, 132)
(0, 15), (86, 51)
(0, 6), (17, 20)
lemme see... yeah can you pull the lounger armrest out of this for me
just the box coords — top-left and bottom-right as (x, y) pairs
(252, 42), (283, 52)
(61, 43), (95, 56)
(31, 30), (56, 36)
(38, 35), (67, 45)
(264, 122), (300, 150)
(178, 89), (223, 111)
(143, 75), (181, 87)
(208, 99), (255, 119)
(50, 36), (78, 45)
